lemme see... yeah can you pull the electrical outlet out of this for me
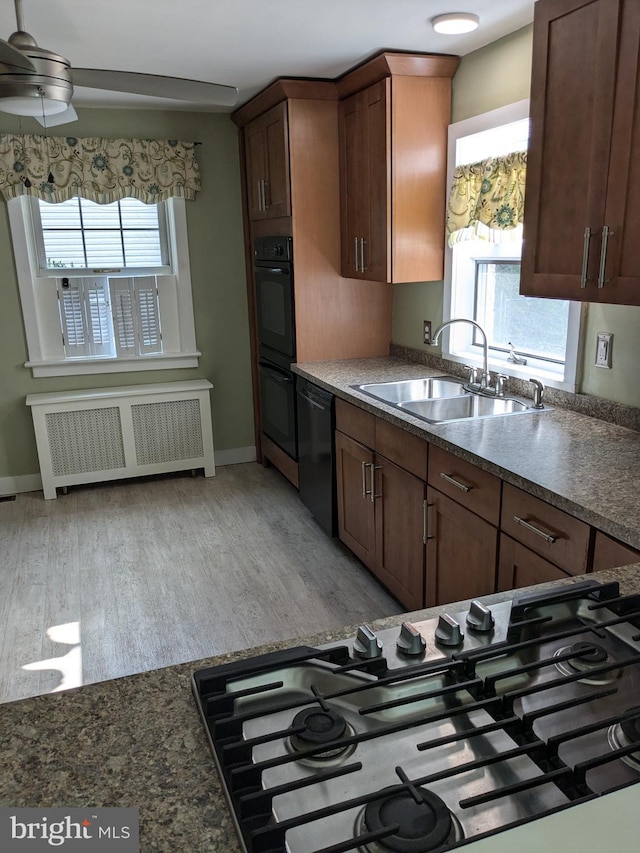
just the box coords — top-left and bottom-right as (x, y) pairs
(595, 332), (613, 369)
(423, 320), (432, 345)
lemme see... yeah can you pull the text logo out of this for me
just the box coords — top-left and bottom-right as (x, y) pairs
(0, 809), (139, 851)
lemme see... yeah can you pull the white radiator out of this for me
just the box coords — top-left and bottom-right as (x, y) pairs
(26, 380), (215, 499)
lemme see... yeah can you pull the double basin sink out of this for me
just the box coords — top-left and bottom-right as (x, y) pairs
(353, 376), (543, 424)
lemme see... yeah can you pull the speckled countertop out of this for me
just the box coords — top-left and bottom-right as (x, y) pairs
(293, 357), (640, 551)
(0, 565), (639, 852)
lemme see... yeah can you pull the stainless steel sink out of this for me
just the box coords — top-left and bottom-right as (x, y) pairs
(351, 374), (549, 424)
(353, 376), (466, 405)
(399, 394), (529, 423)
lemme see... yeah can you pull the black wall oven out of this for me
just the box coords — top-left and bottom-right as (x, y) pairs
(254, 236), (297, 461)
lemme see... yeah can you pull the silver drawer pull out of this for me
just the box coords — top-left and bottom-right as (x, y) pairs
(423, 500), (435, 543)
(370, 464), (382, 502)
(597, 224), (614, 288)
(513, 515), (557, 544)
(580, 226), (592, 288)
(440, 472), (472, 493)
(355, 237), (360, 272)
(361, 461), (370, 498)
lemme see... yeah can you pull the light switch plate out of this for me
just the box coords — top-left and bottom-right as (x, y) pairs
(595, 332), (613, 368)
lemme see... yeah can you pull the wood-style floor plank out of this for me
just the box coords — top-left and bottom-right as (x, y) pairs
(0, 464), (401, 704)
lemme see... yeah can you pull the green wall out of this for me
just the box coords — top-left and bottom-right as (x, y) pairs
(392, 24), (640, 408)
(0, 108), (253, 479)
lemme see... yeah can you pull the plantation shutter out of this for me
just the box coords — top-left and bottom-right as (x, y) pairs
(135, 276), (162, 354)
(57, 279), (87, 357)
(84, 277), (113, 356)
(111, 278), (137, 356)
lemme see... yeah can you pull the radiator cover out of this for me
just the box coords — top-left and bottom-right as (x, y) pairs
(27, 381), (215, 499)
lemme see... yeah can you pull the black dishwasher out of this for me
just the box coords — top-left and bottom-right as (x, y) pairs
(296, 378), (337, 536)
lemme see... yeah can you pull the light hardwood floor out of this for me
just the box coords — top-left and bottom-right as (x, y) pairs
(0, 463), (401, 704)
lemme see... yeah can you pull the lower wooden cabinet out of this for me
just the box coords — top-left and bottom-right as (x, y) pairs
(425, 486), (498, 606)
(335, 429), (425, 610)
(497, 533), (570, 590)
(592, 531), (640, 572)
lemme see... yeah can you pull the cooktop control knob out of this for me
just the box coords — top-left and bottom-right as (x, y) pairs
(396, 622), (427, 656)
(435, 614), (464, 647)
(466, 600), (495, 633)
(353, 625), (383, 659)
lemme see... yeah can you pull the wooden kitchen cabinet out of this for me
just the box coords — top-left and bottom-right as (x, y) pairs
(497, 534), (570, 591)
(244, 101), (291, 221)
(592, 530), (640, 572)
(521, 0), (640, 304)
(425, 446), (501, 605)
(335, 399), (427, 609)
(338, 53), (459, 284)
(500, 483), (591, 576)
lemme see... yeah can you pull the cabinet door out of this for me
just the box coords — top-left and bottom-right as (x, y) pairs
(425, 487), (498, 607)
(262, 102), (291, 219)
(244, 103), (290, 222)
(362, 80), (389, 283)
(497, 534), (570, 591)
(520, 0), (621, 300)
(600, 0), (640, 303)
(592, 530), (640, 572)
(245, 118), (268, 220)
(335, 431), (375, 570)
(339, 90), (368, 279)
(374, 457), (425, 610)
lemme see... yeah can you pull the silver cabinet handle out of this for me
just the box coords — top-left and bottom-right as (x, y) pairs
(361, 460), (370, 498)
(360, 238), (367, 273)
(513, 515), (557, 543)
(580, 226), (592, 288)
(423, 501), (435, 542)
(257, 180), (263, 211)
(354, 237), (360, 272)
(370, 464), (382, 502)
(597, 224), (613, 288)
(263, 180), (270, 210)
(440, 472), (472, 493)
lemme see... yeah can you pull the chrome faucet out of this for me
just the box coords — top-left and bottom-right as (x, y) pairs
(433, 318), (491, 392)
(529, 378), (545, 409)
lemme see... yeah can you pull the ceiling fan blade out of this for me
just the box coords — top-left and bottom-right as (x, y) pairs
(0, 37), (36, 71)
(34, 103), (78, 127)
(70, 68), (238, 107)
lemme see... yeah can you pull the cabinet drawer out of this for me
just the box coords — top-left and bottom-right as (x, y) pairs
(592, 531), (640, 572)
(375, 418), (428, 480)
(497, 534), (570, 591)
(335, 398), (375, 447)
(428, 445), (501, 525)
(501, 483), (591, 575)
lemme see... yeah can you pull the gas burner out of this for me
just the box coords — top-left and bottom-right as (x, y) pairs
(554, 641), (621, 685)
(608, 707), (640, 771)
(287, 706), (356, 765)
(357, 786), (463, 852)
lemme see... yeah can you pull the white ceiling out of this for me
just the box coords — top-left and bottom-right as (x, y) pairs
(0, 0), (535, 112)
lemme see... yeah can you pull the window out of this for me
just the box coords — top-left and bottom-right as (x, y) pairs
(444, 100), (583, 391)
(9, 195), (199, 377)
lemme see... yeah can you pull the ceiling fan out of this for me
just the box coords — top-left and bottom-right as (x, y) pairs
(0, 0), (238, 127)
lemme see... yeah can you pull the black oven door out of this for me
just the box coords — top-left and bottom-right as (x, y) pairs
(259, 356), (297, 460)
(254, 261), (295, 359)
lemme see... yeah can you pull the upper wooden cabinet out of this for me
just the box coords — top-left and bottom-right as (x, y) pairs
(338, 53), (459, 284)
(521, 0), (640, 305)
(244, 101), (291, 221)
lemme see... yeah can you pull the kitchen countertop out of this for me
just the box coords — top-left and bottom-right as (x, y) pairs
(0, 565), (639, 852)
(293, 357), (640, 551)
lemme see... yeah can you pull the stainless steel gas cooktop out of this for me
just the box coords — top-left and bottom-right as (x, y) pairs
(192, 580), (640, 853)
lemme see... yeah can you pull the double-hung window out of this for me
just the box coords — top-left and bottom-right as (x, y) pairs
(443, 100), (583, 391)
(10, 194), (199, 377)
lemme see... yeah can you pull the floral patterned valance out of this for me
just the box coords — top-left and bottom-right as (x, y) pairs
(446, 151), (526, 245)
(0, 134), (201, 203)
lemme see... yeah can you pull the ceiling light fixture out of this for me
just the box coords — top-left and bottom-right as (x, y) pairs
(431, 13), (480, 35)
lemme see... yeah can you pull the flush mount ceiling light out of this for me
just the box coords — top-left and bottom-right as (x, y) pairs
(431, 13), (480, 35)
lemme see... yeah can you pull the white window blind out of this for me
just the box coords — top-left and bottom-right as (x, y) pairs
(111, 277), (162, 357)
(37, 197), (167, 272)
(57, 277), (114, 357)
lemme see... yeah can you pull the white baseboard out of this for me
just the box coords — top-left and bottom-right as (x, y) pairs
(0, 473), (42, 497)
(214, 446), (257, 467)
(2, 447), (258, 495)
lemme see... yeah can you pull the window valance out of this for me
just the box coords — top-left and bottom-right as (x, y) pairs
(446, 151), (526, 245)
(0, 134), (201, 204)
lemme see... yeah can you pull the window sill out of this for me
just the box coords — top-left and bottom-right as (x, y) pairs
(443, 349), (577, 393)
(25, 352), (201, 378)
